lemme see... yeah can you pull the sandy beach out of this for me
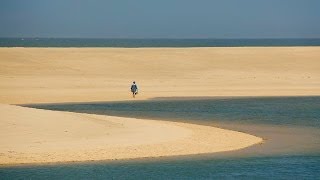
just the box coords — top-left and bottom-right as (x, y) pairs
(1, 47), (319, 165)
(1, 47), (319, 104)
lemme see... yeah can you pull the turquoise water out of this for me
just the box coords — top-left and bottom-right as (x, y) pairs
(1, 97), (320, 179)
(1, 38), (320, 47)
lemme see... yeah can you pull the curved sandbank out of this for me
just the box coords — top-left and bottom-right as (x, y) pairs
(0, 104), (262, 165)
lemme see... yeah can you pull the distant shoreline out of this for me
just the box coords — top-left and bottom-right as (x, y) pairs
(1, 38), (320, 47)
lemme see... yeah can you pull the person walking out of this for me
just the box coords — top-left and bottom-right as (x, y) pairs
(130, 81), (138, 98)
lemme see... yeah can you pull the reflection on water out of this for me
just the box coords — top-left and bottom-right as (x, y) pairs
(1, 96), (319, 179)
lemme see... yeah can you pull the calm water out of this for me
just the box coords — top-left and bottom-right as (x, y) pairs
(1, 38), (320, 47)
(27, 96), (320, 128)
(1, 96), (320, 179)
(1, 155), (319, 180)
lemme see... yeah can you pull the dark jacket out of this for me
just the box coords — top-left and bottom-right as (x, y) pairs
(131, 84), (138, 92)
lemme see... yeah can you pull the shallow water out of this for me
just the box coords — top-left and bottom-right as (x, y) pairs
(1, 155), (320, 179)
(27, 96), (320, 128)
(2, 96), (320, 179)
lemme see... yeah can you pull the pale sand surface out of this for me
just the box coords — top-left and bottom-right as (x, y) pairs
(1, 47), (318, 165)
(0, 47), (319, 104)
(0, 104), (262, 165)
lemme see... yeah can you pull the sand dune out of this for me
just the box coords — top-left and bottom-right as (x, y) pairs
(0, 104), (262, 165)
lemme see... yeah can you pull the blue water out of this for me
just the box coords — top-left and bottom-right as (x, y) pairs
(28, 96), (320, 128)
(1, 97), (320, 179)
(1, 38), (320, 47)
(1, 155), (320, 180)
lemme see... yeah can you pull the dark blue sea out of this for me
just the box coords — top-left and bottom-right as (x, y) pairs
(1, 38), (320, 47)
(1, 96), (320, 179)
